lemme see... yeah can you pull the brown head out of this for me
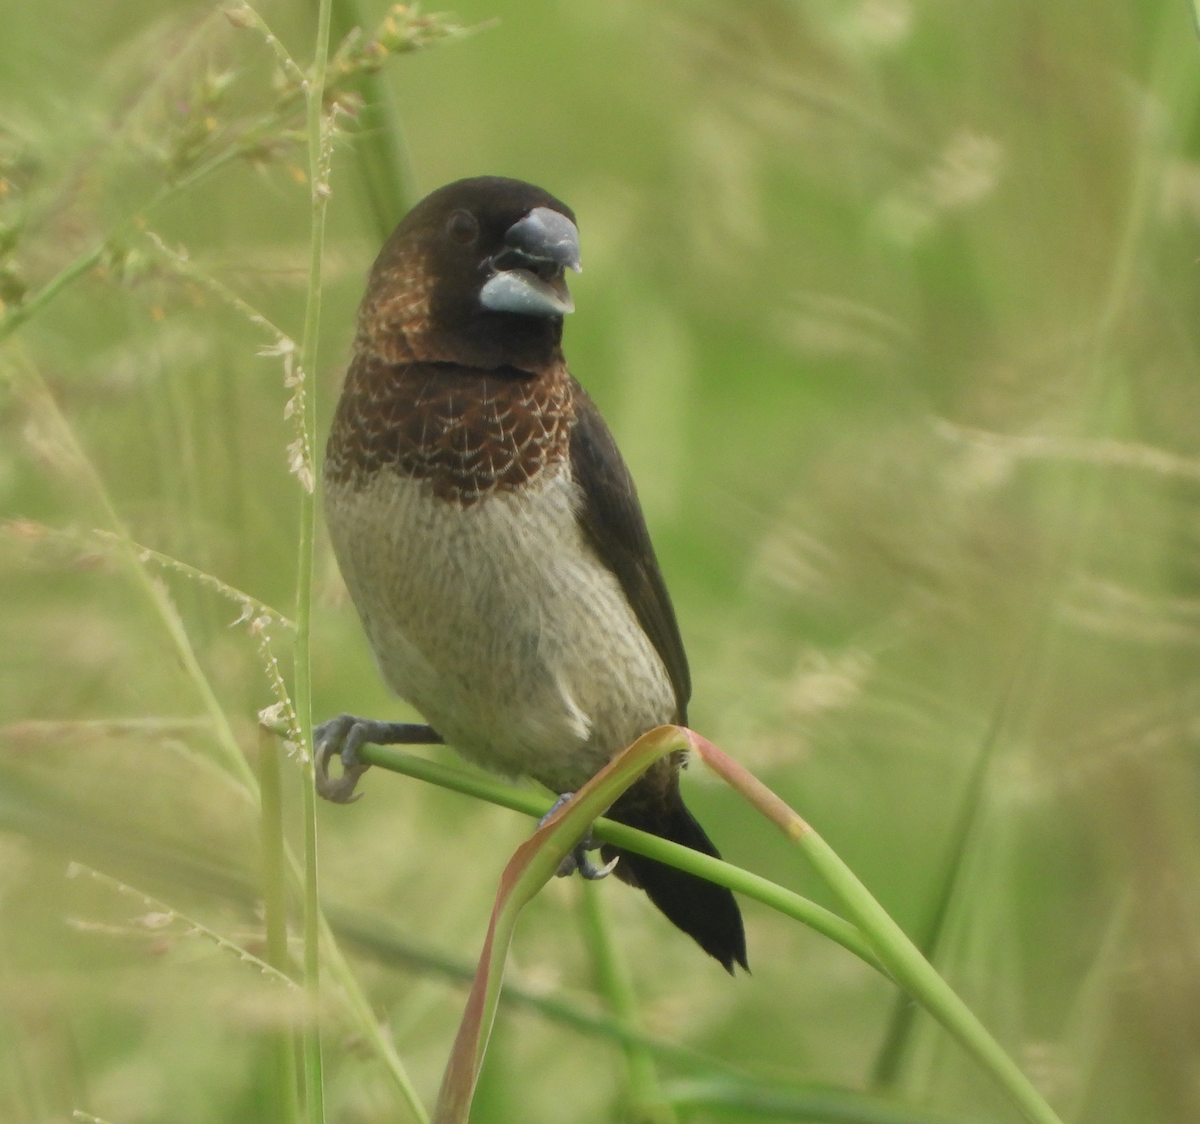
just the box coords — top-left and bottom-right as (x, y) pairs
(355, 176), (581, 373)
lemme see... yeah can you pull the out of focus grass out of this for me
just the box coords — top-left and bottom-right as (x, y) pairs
(3, 1), (1200, 1122)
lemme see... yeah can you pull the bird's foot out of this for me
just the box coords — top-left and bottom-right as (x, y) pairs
(313, 714), (442, 804)
(539, 793), (620, 880)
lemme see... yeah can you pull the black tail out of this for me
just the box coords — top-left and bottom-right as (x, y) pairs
(602, 781), (748, 974)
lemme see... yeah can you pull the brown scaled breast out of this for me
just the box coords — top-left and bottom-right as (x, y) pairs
(324, 355), (577, 507)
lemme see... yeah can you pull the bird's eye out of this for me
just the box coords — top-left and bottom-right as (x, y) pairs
(446, 210), (479, 244)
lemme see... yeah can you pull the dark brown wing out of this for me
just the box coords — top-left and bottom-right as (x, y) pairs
(568, 378), (691, 724)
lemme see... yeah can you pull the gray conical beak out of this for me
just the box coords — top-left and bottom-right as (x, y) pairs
(504, 207), (582, 274)
(480, 207), (582, 318)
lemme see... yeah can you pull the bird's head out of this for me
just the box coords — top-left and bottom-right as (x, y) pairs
(358, 177), (581, 372)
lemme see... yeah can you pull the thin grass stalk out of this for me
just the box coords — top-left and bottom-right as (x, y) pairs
(660, 1078), (967, 1124)
(296, 270), (326, 1106)
(259, 725), (301, 1124)
(317, 914), (431, 1122)
(0, 247), (107, 345)
(579, 880), (676, 1124)
(296, 0), (336, 1118)
(0, 3), (464, 349)
(67, 862), (299, 986)
(0, 97), (304, 348)
(103, 532), (296, 631)
(871, 636), (1034, 1089)
(0, 347), (259, 795)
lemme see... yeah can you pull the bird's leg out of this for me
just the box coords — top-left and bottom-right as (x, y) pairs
(313, 714), (443, 804)
(539, 793), (620, 881)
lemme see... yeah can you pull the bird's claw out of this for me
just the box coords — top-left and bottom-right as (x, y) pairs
(559, 843), (620, 880)
(540, 793), (620, 880)
(313, 713), (370, 803)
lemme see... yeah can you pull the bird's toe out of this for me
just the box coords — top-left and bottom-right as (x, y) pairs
(314, 714), (369, 804)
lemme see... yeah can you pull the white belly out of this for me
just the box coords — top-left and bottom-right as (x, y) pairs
(324, 465), (676, 793)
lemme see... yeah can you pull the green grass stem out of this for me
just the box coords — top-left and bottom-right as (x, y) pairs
(579, 880), (677, 1124)
(361, 736), (1062, 1121)
(259, 726), (301, 1124)
(327, 0), (421, 238)
(693, 735), (1064, 1124)
(871, 647), (1028, 1089)
(295, 0), (336, 1118)
(660, 1077), (967, 1124)
(796, 829), (1061, 1124)
(433, 727), (694, 1123)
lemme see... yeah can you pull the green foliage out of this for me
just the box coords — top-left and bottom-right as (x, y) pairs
(2, 1), (1200, 1123)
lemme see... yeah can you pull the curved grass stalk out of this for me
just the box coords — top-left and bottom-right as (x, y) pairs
(691, 732), (1063, 1124)
(4, 754), (974, 1124)
(96, 529), (296, 632)
(357, 741), (883, 970)
(433, 726), (692, 1124)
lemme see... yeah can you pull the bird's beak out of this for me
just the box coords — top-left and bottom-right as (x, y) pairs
(480, 207), (582, 317)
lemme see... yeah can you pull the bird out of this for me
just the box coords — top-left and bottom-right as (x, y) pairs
(316, 176), (747, 973)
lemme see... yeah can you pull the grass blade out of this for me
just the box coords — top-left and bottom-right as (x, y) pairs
(259, 725), (301, 1124)
(432, 726), (691, 1124)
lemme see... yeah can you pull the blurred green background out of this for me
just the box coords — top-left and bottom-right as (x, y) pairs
(3, 0), (1200, 1121)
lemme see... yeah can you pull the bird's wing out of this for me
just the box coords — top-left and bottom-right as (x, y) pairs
(568, 377), (691, 724)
